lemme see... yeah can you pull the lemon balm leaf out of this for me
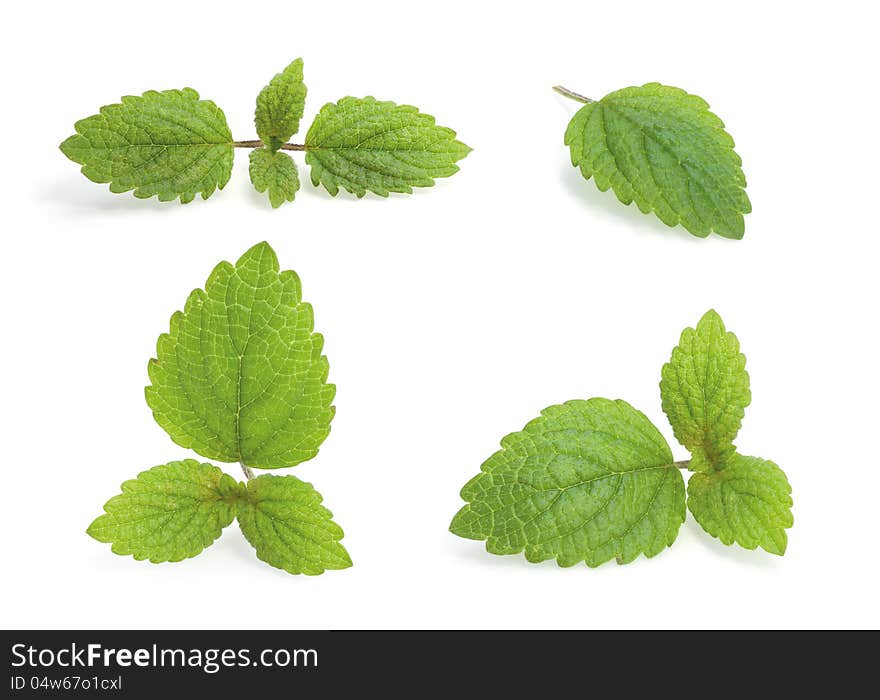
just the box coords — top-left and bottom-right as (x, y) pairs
(59, 88), (233, 203)
(90, 243), (352, 575)
(237, 474), (352, 575)
(255, 58), (307, 146)
(87, 460), (244, 563)
(305, 97), (471, 197)
(660, 310), (750, 470)
(450, 398), (685, 567)
(61, 60), (470, 206)
(249, 148), (300, 207)
(687, 454), (793, 555)
(453, 314), (794, 568)
(562, 83), (750, 238)
(145, 242), (335, 469)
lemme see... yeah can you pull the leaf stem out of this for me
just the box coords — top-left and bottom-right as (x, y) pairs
(674, 460), (690, 470)
(552, 85), (595, 104)
(232, 139), (307, 151)
(240, 462), (255, 481)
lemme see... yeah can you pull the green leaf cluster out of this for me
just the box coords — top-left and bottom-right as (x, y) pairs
(89, 243), (351, 575)
(561, 83), (751, 239)
(61, 58), (470, 207)
(450, 310), (792, 567)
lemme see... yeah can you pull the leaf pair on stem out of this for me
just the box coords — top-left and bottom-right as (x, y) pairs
(60, 59), (471, 207)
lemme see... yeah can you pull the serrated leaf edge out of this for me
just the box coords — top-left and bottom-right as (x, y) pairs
(450, 398), (687, 568)
(563, 82), (751, 239)
(59, 88), (234, 204)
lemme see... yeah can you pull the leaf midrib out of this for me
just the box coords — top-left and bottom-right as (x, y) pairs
(601, 100), (744, 218)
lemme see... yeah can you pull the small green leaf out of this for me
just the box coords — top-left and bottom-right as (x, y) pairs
(450, 398), (686, 567)
(145, 242), (335, 469)
(660, 310), (750, 470)
(255, 58), (307, 146)
(249, 148), (300, 207)
(563, 83), (750, 238)
(88, 460), (244, 563)
(687, 454), (793, 555)
(305, 96), (471, 197)
(237, 474), (352, 575)
(60, 88), (233, 203)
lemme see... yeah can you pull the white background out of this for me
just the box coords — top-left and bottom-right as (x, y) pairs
(1, 0), (877, 630)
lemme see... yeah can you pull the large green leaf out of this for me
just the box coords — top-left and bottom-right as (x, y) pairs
(450, 398), (686, 567)
(145, 242), (335, 469)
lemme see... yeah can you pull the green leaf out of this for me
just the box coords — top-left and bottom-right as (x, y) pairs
(563, 83), (750, 238)
(87, 460), (244, 563)
(60, 88), (233, 203)
(249, 148), (300, 207)
(255, 58), (307, 147)
(237, 474), (352, 575)
(660, 310), (750, 471)
(450, 398), (686, 567)
(145, 242), (335, 469)
(687, 454), (793, 555)
(305, 96), (471, 197)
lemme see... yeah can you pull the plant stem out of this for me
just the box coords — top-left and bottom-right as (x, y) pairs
(232, 139), (307, 151)
(552, 85), (595, 104)
(674, 460), (690, 470)
(240, 462), (254, 481)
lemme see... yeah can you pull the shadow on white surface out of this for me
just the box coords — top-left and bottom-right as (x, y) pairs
(559, 165), (711, 243)
(683, 519), (782, 569)
(448, 537), (662, 574)
(44, 175), (190, 213)
(211, 528), (273, 568)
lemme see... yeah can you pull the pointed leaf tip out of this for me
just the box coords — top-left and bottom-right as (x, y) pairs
(237, 241), (279, 270)
(698, 309), (724, 327)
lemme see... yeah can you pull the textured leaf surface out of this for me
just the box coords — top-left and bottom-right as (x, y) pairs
(60, 88), (233, 203)
(660, 310), (750, 470)
(687, 454), (793, 555)
(87, 460), (243, 562)
(305, 97), (471, 197)
(255, 58), (307, 146)
(249, 148), (300, 207)
(237, 475), (351, 575)
(564, 83), (750, 238)
(450, 398), (685, 567)
(146, 242), (335, 468)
